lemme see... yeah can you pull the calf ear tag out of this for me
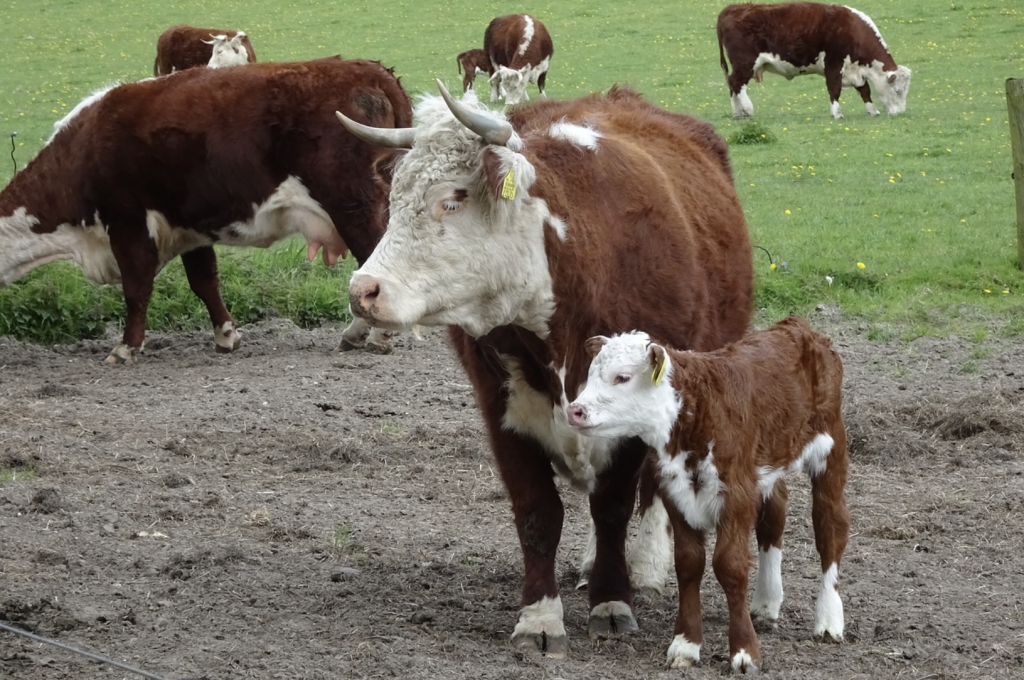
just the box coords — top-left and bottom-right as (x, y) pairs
(652, 360), (666, 386)
(501, 168), (517, 200)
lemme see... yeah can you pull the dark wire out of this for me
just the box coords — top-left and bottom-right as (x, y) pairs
(9, 131), (16, 175)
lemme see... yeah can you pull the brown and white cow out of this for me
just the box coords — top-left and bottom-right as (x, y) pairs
(566, 316), (850, 673)
(484, 14), (554, 106)
(456, 48), (492, 93)
(336, 82), (753, 656)
(717, 2), (912, 119)
(0, 57), (411, 362)
(154, 24), (257, 76)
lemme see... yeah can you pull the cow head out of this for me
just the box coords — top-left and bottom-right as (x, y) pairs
(205, 33), (249, 69)
(566, 332), (680, 443)
(872, 64), (912, 115)
(490, 65), (531, 106)
(337, 81), (557, 338)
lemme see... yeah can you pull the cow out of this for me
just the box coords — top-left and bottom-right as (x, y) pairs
(483, 14), (554, 106)
(566, 316), (850, 673)
(717, 2), (912, 119)
(0, 57), (412, 363)
(456, 48), (492, 93)
(154, 24), (257, 76)
(336, 81), (753, 657)
(205, 33), (252, 69)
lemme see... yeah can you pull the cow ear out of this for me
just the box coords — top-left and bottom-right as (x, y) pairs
(371, 150), (403, 190)
(584, 335), (610, 358)
(481, 147), (535, 201)
(648, 344), (668, 386)
(887, 72), (897, 84)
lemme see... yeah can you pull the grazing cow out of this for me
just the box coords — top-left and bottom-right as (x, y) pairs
(566, 316), (850, 673)
(336, 82), (753, 656)
(0, 57), (411, 362)
(154, 25), (257, 76)
(456, 48), (492, 93)
(717, 2), (912, 119)
(484, 14), (554, 105)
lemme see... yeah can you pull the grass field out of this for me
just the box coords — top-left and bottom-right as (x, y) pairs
(1, 0), (1023, 343)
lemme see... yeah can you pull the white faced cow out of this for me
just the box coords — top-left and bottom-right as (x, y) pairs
(0, 58), (411, 362)
(336, 82), (753, 657)
(154, 25), (257, 76)
(717, 2), (912, 119)
(567, 316), (849, 673)
(484, 14), (554, 106)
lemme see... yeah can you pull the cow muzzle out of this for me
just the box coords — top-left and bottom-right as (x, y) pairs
(348, 273), (383, 322)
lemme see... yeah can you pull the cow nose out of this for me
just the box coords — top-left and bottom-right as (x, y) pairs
(567, 404), (587, 426)
(349, 274), (381, 317)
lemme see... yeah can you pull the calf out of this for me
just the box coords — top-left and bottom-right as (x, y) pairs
(567, 316), (849, 673)
(717, 2), (912, 119)
(456, 48), (492, 92)
(483, 13), (554, 105)
(205, 33), (252, 69)
(154, 25), (257, 76)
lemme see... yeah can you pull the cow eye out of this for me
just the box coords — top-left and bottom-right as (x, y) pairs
(613, 374), (631, 385)
(442, 199), (461, 212)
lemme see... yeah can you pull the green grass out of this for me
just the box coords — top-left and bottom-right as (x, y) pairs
(0, 466), (38, 484)
(2, 0), (1023, 342)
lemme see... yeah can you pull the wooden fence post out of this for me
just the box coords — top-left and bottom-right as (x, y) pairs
(1008, 78), (1024, 269)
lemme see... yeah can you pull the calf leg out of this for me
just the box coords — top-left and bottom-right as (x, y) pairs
(809, 427), (850, 641)
(726, 60), (755, 117)
(180, 247), (241, 354)
(751, 479), (788, 624)
(855, 83), (880, 116)
(664, 505), (707, 668)
(825, 63), (845, 119)
(107, 231), (159, 364)
(712, 504), (761, 674)
(536, 69), (548, 97)
(586, 439), (647, 639)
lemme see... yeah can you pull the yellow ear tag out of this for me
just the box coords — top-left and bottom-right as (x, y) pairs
(652, 360), (667, 386)
(500, 168), (517, 200)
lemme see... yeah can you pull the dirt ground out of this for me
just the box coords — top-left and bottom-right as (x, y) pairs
(1, 312), (1022, 680)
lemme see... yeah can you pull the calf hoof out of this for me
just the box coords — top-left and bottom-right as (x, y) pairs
(587, 601), (638, 640)
(731, 650), (761, 675)
(104, 345), (137, 364)
(512, 632), (568, 659)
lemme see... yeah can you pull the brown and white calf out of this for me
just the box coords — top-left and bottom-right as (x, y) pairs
(456, 48), (492, 93)
(484, 14), (554, 105)
(337, 83), (752, 656)
(0, 58), (411, 362)
(154, 24), (257, 76)
(717, 2), (912, 119)
(567, 316), (850, 673)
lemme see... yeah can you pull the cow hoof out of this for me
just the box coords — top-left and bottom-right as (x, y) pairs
(215, 342), (236, 354)
(364, 340), (393, 355)
(512, 632), (568, 659)
(587, 601), (638, 640)
(104, 345), (137, 364)
(731, 652), (760, 675)
(814, 630), (843, 644)
(338, 337), (362, 352)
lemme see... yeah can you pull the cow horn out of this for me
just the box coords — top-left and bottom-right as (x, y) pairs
(436, 79), (513, 146)
(335, 111), (416, 149)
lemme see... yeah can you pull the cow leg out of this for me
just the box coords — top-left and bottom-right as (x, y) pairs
(855, 83), (880, 116)
(586, 439), (646, 640)
(106, 234), (159, 364)
(536, 69), (548, 98)
(180, 247), (241, 354)
(810, 427), (850, 641)
(825, 63), (845, 119)
(751, 479), (788, 627)
(664, 504), (706, 668)
(712, 502), (761, 674)
(726, 60), (755, 117)
(626, 457), (671, 596)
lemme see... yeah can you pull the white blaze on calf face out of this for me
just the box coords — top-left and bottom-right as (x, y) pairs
(349, 92), (559, 338)
(207, 33), (250, 69)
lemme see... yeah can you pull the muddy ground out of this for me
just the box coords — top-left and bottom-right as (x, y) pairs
(1, 312), (1022, 680)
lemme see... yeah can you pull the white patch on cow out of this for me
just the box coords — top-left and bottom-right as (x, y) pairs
(626, 494), (671, 594)
(831, 100), (844, 119)
(545, 214), (567, 241)
(548, 120), (601, 149)
(513, 595), (565, 639)
(589, 599), (633, 624)
(732, 649), (757, 673)
(750, 546), (784, 620)
(753, 51), (826, 80)
(214, 321), (241, 351)
(814, 562), (845, 639)
(792, 433), (834, 477)
(502, 355), (617, 492)
(0, 207), (119, 286)
(529, 56), (550, 93)
(845, 6), (888, 50)
(350, 94), (558, 338)
(517, 15), (535, 56)
(657, 444), (724, 532)
(865, 101), (880, 116)
(756, 465), (786, 500)
(667, 633), (701, 667)
(146, 211), (214, 268)
(48, 84), (117, 144)
(731, 84), (754, 118)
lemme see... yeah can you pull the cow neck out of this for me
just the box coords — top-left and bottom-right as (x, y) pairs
(0, 139), (90, 233)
